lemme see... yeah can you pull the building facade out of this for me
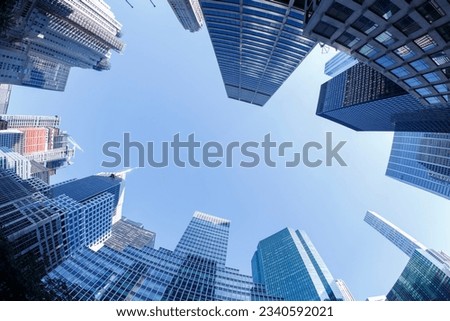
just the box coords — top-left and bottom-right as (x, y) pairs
(47, 211), (280, 301)
(304, 0), (450, 106)
(252, 227), (349, 301)
(0, 114), (75, 182)
(0, 169), (124, 272)
(0, 0), (124, 91)
(316, 62), (450, 132)
(324, 51), (358, 77)
(364, 211), (427, 257)
(199, 0), (317, 106)
(387, 249), (450, 301)
(365, 211), (450, 301)
(0, 84), (12, 114)
(167, 0), (204, 32)
(386, 132), (450, 200)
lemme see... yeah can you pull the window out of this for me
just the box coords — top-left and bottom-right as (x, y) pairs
(434, 83), (449, 93)
(442, 67), (450, 79)
(391, 66), (410, 78)
(394, 16), (421, 36)
(414, 35), (437, 52)
(404, 77), (422, 87)
(351, 16), (378, 34)
(326, 3), (354, 23)
(415, 87), (432, 96)
(425, 96), (441, 104)
(336, 32), (360, 48)
(370, 0), (399, 20)
(431, 52), (450, 66)
(312, 21), (337, 38)
(410, 59), (429, 72)
(376, 55), (396, 67)
(375, 31), (397, 46)
(423, 72), (440, 82)
(436, 22), (450, 42)
(394, 45), (415, 60)
(358, 44), (379, 58)
(416, 0), (445, 24)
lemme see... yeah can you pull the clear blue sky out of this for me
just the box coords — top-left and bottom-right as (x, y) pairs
(8, 2), (450, 300)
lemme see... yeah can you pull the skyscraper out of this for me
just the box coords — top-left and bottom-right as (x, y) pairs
(0, 114), (75, 182)
(365, 211), (450, 301)
(364, 211), (427, 257)
(252, 227), (348, 301)
(0, 168), (125, 272)
(199, 0), (317, 106)
(324, 51), (358, 77)
(167, 0), (204, 32)
(0, 84), (12, 114)
(0, 0), (124, 91)
(387, 249), (450, 301)
(316, 62), (450, 132)
(303, 0), (450, 106)
(47, 211), (280, 301)
(386, 132), (450, 200)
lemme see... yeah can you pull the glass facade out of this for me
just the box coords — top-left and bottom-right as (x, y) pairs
(387, 249), (450, 301)
(304, 0), (450, 107)
(47, 211), (281, 301)
(386, 132), (450, 199)
(0, 0), (124, 91)
(364, 211), (427, 257)
(0, 168), (124, 271)
(200, 0), (317, 106)
(317, 63), (450, 132)
(252, 228), (348, 301)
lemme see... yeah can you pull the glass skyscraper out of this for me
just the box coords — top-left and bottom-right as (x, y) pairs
(387, 249), (450, 301)
(0, 168), (124, 272)
(0, 0), (124, 91)
(252, 228), (349, 301)
(386, 132), (450, 200)
(47, 211), (280, 301)
(0, 84), (12, 114)
(316, 62), (450, 132)
(365, 211), (450, 301)
(324, 52), (358, 77)
(364, 211), (426, 257)
(199, 0), (317, 106)
(304, 0), (450, 107)
(167, 0), (204, 32)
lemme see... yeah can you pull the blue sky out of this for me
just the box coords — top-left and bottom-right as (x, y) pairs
(8, 2), (450, 300)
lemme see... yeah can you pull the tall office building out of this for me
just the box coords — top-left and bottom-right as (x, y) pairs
(0, 0), (124, 91)
(0, 168), (123, 271)
(167, 0), (204, 32)
(0, 114), (75, 182)
(316, 62), (450, 132)
(387, 249), (450, 301)
(364, 211), (427, 257)
(48, 211), (280, 301)
(386, 132), (450, 200)
(365, 211), (450, 301)
(304, 0), (450, 106)
(324, 51), (358, 77)
(252, 228), (349, 301)
(199, 0), (317, 106)
(0, 84), (12, 114)
(0, 147), (32, 179)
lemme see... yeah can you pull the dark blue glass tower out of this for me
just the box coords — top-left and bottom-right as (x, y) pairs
(316, 63), (450, 132)
(386, 132), (450, 199)
(252, 228), (348, 301)
(199, 0), (317, 106)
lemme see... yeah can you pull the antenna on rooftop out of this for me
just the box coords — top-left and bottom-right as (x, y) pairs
(319, 42), (330, 54)
(125, 0), (156, 8)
